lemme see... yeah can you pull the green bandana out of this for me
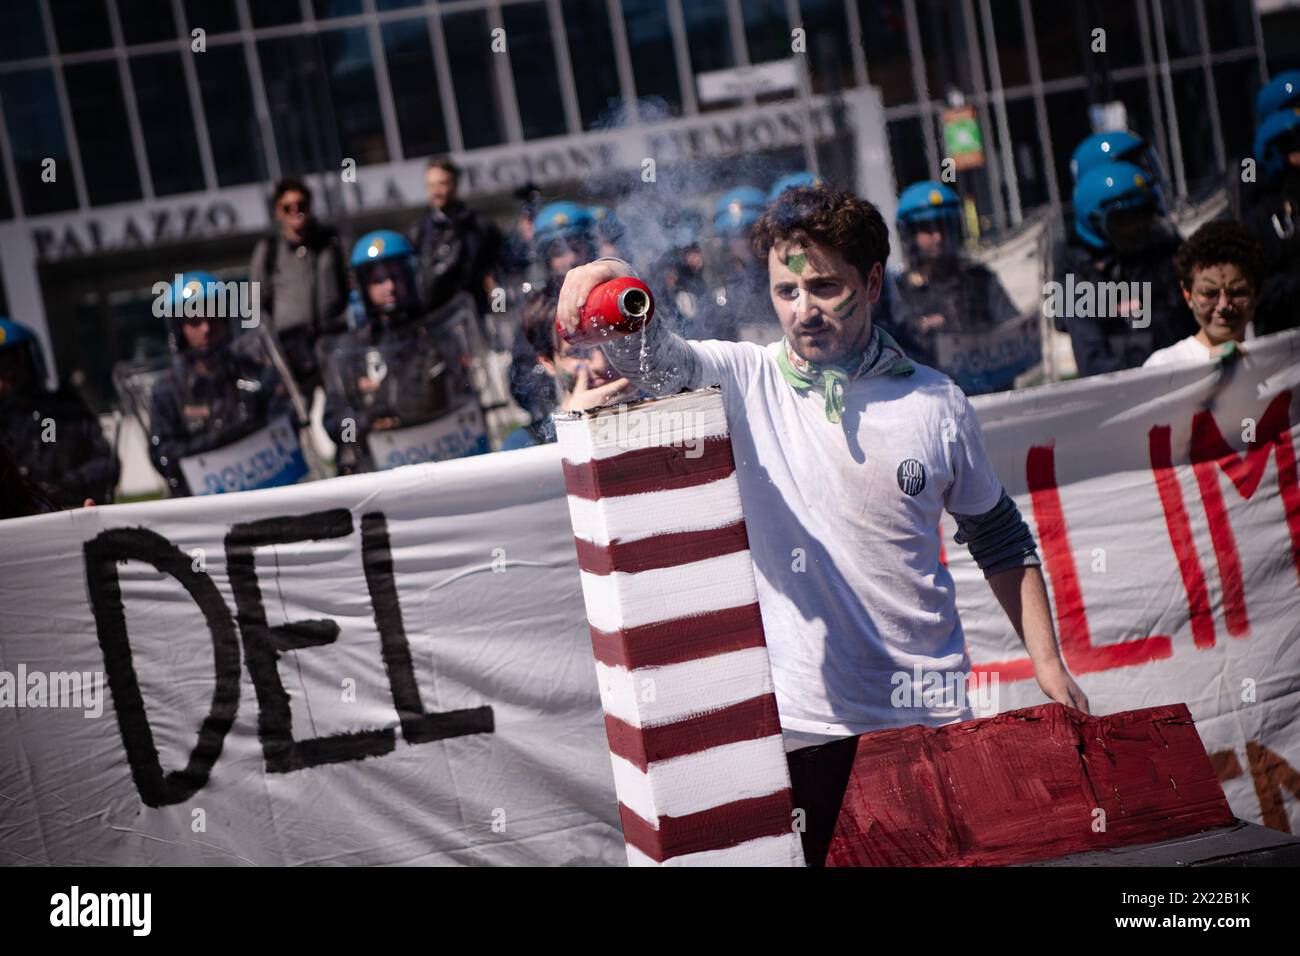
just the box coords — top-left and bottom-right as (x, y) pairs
(1213, 340), (1241, 361)
(777, 326), (914, 423)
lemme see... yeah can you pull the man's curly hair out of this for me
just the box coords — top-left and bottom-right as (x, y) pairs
(1174, 220), (1265, 290)
(751, 187), (891, 282)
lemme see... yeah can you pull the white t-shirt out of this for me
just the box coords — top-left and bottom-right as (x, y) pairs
(1142, 328), (1252, 368)
(684, 339), (1004, 736)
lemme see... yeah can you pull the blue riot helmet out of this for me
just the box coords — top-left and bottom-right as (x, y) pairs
(767, 172), (825, 203)
(1069, 130), (1167, 209)
(1254, 107), (1300, 182)
(0, 317), (46, 394)
(1072, 161), (1162, 251)
(533, 202), (596, 276)
(534, 201), (596, 250)
(665, 207), (704, 251)
(156, 271), (237, 358)
(713, 186), (767, 237)
(1257, 70), (1300, 119)
(896, 180), (963, 262)
(897, 180), (963, 226)
(590, 205), (625, 243)
(351, 230), (420, 319)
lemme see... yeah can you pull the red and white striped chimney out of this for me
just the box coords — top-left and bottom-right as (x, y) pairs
(556, 388), (804, 866)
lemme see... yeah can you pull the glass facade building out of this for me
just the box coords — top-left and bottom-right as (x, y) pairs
(0, 0), (1273, 406)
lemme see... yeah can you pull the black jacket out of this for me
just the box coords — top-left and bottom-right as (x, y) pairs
(1053, 226), (1196, 377)
(0, 385), (119, 506)
(894, 260), (1020, 368)
(1243, 172), (1300, 338)
(148, 351), (285, 496)
(411, 203), (502, 315)
(320, 310), (476, 474)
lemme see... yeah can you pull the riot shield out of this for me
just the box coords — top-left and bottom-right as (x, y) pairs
(112, 324), (318, 496)
(317, 294), (490, 471)
(929, 310), (1043, 395)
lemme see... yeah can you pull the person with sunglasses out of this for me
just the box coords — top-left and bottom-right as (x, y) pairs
(248, 177), (349, 393)
(1143, 221), (1262, 368)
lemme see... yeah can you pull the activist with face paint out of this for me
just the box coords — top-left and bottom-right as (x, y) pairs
(1144, 221), (1262, 368)
(557, 186), (1088, 747)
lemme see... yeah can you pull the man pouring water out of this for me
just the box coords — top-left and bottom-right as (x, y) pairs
(557, 186), (1088, 748)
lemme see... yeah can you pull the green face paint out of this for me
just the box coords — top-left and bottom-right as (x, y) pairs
(786, 252), (806, 275)
(833, 289), (858, 314)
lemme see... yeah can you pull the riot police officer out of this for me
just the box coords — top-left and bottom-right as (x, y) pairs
(699, 186), (769, 342)
(1070, 130), (1167, 205)
(767, 171), (826, 204)
(1049, 130), (1168, 331)
(321, 231), (487, 474)
(0, 318), (118, 507)
(1059, 163), (1195, 376)
(143, 273), (302, 496)
(1243, 101), (1300, 336)
(590, 205), (628, 260)
(650, 206), (710, 334)
(532, 202), (598, 296)
(893, 181), (1020, 378)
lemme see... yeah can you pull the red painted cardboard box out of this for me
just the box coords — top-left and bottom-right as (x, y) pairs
(789, 703), (1236, 867)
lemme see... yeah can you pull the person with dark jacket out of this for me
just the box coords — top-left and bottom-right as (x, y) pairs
(146, 274), (291, 496)
(0, 318), (118, 507)
(248, 177), (349, 393)
(1242, 106), (1300, 337)
(411, 157), (502, 315)
(1058, 162), (1196, 376)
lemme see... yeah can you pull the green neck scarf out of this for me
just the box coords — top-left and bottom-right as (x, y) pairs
(776, 326), (915, 423)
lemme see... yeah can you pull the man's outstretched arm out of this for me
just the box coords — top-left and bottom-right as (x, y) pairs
(556, 258), (704, 395)
(987, 564), (1090, 713)
(953, 491), (1089, 714)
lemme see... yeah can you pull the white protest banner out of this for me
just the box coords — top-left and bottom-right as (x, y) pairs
(2, 330), (1298, 865)
(365, 405), (490, 471)
(178, 416), (309, 495)
(947, 329), (1300, 834)
(0, 446), (624, 866)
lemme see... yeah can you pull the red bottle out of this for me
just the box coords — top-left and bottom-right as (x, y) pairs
(559, 277), (655, 345)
